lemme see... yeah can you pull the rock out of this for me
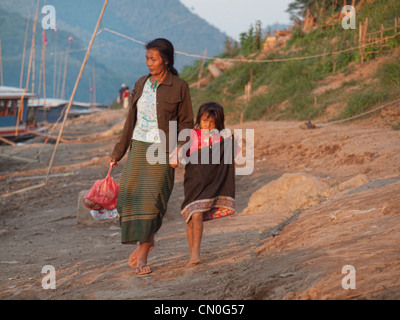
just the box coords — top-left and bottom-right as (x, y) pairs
(189, 74), (212, 89)
(208, 63), (223, 78)
(263, 36), (278, 52)
(275, 30), (292, 37)
(214, 58), (234, 71)
(242, 173), (330, 216)
(338, 174), (370, 191)
(77, 190), (94, 225)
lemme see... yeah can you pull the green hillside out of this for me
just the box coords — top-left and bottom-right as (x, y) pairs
(181, 0), (400, 126)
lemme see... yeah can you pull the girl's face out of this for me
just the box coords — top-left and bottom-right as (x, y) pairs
(146, 49), (166, 76)
(200, 113), (216, 130)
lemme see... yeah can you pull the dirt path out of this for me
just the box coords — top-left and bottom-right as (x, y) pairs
(1, 110), (399, 300)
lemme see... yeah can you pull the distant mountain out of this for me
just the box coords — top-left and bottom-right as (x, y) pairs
(0, 0), (227, 104)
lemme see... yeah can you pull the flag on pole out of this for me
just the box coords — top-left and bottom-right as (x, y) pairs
(68, 35), (73, 42)
(43, 31), (48, 45)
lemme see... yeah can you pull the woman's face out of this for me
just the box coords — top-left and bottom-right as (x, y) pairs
(200, 113), (216, 131)
(146, 49), (166, 76)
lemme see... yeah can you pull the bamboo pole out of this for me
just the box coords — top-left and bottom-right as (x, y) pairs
(43, 0), (47, 108)
(26, 129), (71, 143)
(56, 51), (63, 99)
(16, 0), (40, 136)
(38, 36), (45, 104)
(20, 12), (31, 88)
(92, 62), (96, 106)
(43, 33), (47, 108)
(31, 33), (36, 95)
(0, 136), (17, 146)
(0, 183), (47, 199)
(0, 39), (4, 86)
(53, 29), (58, 98)
(45, 0), (109, 183)
(60, 40), (71, 100)
(0, 153), (39, 163)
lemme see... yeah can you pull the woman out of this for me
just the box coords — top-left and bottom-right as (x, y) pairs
(109, 38), (194, 275)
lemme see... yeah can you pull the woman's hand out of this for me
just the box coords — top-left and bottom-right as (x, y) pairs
(109, 158), (118, 167)
(169, 146), (181, 168)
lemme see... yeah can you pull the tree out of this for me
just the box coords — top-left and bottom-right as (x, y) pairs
(240, 21), (263, 56)
(286, 0), (364, 22)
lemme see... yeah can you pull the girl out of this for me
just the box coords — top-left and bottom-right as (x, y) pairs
(180, 102), (236, 266)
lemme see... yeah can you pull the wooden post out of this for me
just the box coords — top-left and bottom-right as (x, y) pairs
(46, 0), (109, 183)
(340, 0), (346, 25)
(363, 18), (368, 61)
(249, 69), (253, 97)
(359, 21), (363, 64)
(359, 18), (368, 64)
(380, 24), (384, 52)
(197, 48), (207, 89)
(240, 69), (253, 125)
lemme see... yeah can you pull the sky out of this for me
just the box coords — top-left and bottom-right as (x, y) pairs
(180, 0), (293, 40)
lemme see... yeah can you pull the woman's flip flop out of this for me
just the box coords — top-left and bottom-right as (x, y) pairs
(128, 245), (154, 268)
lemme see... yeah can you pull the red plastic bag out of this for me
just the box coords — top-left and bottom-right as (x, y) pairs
(84, 165), (119, 210)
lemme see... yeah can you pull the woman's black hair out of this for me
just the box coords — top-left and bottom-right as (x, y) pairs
(195, 102), (225, 131)
(145, 38), (178, 76)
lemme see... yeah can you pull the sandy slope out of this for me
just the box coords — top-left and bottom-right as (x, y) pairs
(0, 109), (399, 300)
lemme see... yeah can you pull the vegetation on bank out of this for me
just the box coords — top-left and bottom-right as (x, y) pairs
(181, 0), (400, 124)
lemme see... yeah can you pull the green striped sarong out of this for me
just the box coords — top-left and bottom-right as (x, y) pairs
(117, 139), (174, 244)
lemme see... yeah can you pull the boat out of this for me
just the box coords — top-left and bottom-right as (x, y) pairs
(67, 101), (108, 118)
(28, 98), (68, 123)
(28, 98), (108, 123)
(0, 86), (37, 139)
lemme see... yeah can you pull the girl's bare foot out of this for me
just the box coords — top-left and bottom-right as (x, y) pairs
(187, 252), (200, 266)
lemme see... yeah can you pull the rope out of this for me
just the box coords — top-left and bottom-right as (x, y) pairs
(98, 27), (400, 63)
(317, 98), (400, 126)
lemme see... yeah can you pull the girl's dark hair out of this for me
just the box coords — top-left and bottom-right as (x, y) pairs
(195, 102), (225, 131)
(145, 38), (178, 76)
